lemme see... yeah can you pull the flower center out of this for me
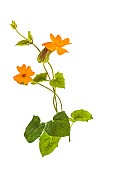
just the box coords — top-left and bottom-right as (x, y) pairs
(22, 74), (26, 77)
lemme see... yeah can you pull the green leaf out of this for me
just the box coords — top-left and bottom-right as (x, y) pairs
(45, 111), (70, 137)
(16, 40), (30, 46)
(24, 116), (45, 143)
(10, 20), (17, 29)
(32, 73), (47, 83)
(50, 72), (65, 88)
(28, 31), (33, 43)
(71, 109), (93, 122)
(39, 132), (61, 157)
(37, 47), (52, 63)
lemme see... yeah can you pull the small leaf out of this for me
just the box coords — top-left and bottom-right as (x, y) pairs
(24, 116), (45, 143)
(45, 111), (70, 137)
(28, 31), (33, 43)
(32, 73), (47, 83)
(37, 47), (52, 63)
(50, 72), (65, 88)
(16, 40), (30, 46)
(10, 20), (17, 29)
(39, 132), (61, 157)
(71, 109), (93, 122)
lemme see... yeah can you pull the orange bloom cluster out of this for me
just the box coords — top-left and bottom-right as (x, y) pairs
(42, 33), (71, 55)
(13, 64), (35, 84)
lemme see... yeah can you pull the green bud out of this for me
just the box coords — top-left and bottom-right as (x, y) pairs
(37, 47), (52, 63)
(10, 20), (17, 29)
(28, 31), (33, 43)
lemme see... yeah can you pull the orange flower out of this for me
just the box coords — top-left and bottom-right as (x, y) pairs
(13, 64), (35, 84)
(42, 33), (71, 55)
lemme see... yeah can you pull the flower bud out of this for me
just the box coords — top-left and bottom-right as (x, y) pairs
(37, 47), (52, 63)
(10, 21), (17, 29)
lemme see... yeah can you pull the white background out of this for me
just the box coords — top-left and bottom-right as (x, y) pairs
(0, 0), (113, 169)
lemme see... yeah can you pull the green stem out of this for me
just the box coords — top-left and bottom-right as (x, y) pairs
(15, 29), (40, 52)
(47, 61), (58, 112)
(69, 122), (74, 142)
(48, 62), (54, 78)
(15, 29), (27, 40)
(53, 88), (58, 112)
(37, 82), (63, 111)
(43, 63), (51, 80)
(42, 63), (57, 112)
(32, 43), (40, 52)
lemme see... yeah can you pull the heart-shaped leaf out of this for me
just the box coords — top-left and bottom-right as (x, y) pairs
(32, 73), (47, 83)
(50, 72), (65, 88)
(71, 109), (93, 122)
(39, 132), (60, 157)
(45, 111), (70, 137)
(24, 116), (45, 143)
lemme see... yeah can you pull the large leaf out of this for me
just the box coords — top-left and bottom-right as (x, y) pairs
(50, 72), (65, 88)
(71, 109), (93, 122)
(32, 73), (47, 83)
(45, 111), (70, 137)
(16, 40), (30, 46)
(39, 132), (60, 157)
(24, 116), (45, 143)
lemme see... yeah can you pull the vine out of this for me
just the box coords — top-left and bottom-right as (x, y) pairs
(10, 21), (93, 157)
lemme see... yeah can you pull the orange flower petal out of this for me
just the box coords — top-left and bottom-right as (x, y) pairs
(13, 74), (23, 84)
(55, 35), (62, 44)
(57, 47), (68, 55)
(14, 64), (34, 84)
(50, 33), (56, 42)
(60, 38), (71, 47)
(26, 66), (35, 76)
(42, 34), (71, 55)
(23, 76), (32, 84)
(42, 42), (56, 51)
(17, 64), (26, 74)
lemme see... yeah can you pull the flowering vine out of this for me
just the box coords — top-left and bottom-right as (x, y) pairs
(10, 20), (93, 157)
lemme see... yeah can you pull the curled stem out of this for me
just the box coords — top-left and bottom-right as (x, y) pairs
(43, 63), (51, 80)
(47, 61), (58, 112)
(37, 82), (63, 111)
(42, 63), (58, 112)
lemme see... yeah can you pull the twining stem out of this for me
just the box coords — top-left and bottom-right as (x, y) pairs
(36, 82), (63, 111)
(47, 62), (54, 79)
(15, 29), (40, 52)
(43, 63), (51, 80)
(43, 63), (58, 112)
(47, 61), (58, 112)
